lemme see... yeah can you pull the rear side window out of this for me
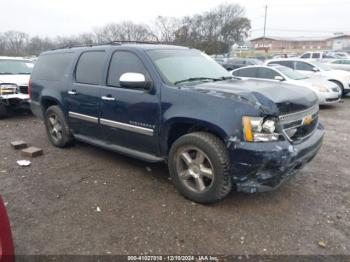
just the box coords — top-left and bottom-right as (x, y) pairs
(75, 51), (106, 85)
(257, 68), (280, 79)
(312, 53), (320, 58)
(107, 51), (149, 88)
(232, 68), (258, 78)
(32, 53), (74, 81)
(296, 62), (314, 71)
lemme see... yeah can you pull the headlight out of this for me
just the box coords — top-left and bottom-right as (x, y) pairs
(242, 116), (280, 142)
(0, 84), (17, 94)
(312, 84), (329, 93)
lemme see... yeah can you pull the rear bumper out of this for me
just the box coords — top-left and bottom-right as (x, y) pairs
(229, 123), (324, 193)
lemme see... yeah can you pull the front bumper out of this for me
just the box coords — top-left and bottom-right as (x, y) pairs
(317, 91), (341, 105)
(229, 123), (324, 193)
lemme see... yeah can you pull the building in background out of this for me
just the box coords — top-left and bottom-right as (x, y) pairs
(250, 34), (350, 51)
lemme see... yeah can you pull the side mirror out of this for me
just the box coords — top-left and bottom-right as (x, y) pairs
(274, 76), (284, 81)
(312, 67), (320, 72)
(119, 73), (152, 90)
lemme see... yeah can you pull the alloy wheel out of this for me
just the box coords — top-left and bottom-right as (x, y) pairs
(175, 146), (215, 193)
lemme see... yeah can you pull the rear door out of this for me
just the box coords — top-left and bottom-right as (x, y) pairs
(65, 50), (107, 138)
(98, 50), (160, 155)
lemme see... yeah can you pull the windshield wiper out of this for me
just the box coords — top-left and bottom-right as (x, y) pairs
(174, 76), (235, 85)
(174, 77), (219, 85)
(0, 72), (14, 75)
(17, 72), (31, 75)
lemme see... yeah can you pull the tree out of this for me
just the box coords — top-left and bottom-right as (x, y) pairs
(95, 21), (156, 43)
(174, 3), (251, 54)
(153, 16), (181, 43)
(3, 31), (29, 56)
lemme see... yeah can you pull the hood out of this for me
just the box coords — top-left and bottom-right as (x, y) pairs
(189, 79), (318, 115)
(0, 74), (30, 86)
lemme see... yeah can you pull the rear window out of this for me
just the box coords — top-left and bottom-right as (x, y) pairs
(301, 53), (311, 58)
(32, 53), (74, 81)
(75, 51), (106, 85)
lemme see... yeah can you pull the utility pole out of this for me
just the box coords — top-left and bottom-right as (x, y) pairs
(262, 4), (268, 52)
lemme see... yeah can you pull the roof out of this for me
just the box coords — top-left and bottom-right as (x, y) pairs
(249, 34), (350, 42)
(249, 36), (330, 42)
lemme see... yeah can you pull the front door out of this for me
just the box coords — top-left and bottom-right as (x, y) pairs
(99, 50), (160, 155)
(65, 50), (107, 138)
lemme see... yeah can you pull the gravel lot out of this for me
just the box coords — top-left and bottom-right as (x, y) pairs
(0, 97), (349, 256)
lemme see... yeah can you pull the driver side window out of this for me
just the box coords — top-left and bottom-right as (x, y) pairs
(257, 68), (280, 79)
(107, 51), (149, 88)
(296, 62), (314, 71)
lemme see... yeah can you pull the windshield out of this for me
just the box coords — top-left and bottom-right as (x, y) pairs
(312, 61), (331, 71)
(0, 60), (34, 75)
(147, 49), (231, 85)
(277, 66), (308, 80)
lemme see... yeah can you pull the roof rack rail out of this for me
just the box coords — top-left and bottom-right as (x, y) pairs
(50, 40), (163, 51)
(109, 40), (160, 45)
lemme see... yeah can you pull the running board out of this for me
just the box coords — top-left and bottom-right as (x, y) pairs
(74, 134), (164, 163)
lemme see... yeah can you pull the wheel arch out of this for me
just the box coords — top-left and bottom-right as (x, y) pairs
(328, 79), (344, 91)
(162, 117), (228, 155)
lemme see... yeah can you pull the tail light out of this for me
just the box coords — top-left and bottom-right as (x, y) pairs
(28, 79), (32, 100)
(0, 196), (14, 262)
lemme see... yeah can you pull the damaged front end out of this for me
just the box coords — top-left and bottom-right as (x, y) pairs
(228, 105), (324, 193)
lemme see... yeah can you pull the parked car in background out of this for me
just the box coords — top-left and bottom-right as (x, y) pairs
(222, 58), (262, 71)
(213, 57), (225, 65)
(266, 58), (350, 95)
(300, 51), (337, 62)
(331, 52), (349, 59)
(0, 195), (14, 262)
(231, 65), (341, 105)
(0, 57), (34, 118)
(30, 43), (324, 203)
(326, 59), (350, 71)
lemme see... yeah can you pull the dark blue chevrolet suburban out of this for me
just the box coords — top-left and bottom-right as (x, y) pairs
(30, 43), (324, 203)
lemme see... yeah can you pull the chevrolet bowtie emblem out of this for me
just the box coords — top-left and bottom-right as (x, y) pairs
(302, 115), (313, 125)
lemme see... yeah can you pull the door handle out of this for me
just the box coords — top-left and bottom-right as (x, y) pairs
(68, 90), (77, 95)
(101, 95), (116, 101)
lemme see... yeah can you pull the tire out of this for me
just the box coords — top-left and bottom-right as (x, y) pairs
(0, 104), (7, 119)
(44, 105), (73, 147)
(168, 132), (232, 204)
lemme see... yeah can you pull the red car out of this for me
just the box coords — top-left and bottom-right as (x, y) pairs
(0, 196), (14, 262)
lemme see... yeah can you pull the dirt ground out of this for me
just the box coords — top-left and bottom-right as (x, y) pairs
(0, 97), (349, 256)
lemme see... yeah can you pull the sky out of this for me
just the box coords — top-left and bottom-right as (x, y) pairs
(1, 0), (350, 39)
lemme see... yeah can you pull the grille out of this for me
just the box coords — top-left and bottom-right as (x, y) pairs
(279, 105), (319, 142)
(19, 86), (28, 94)
(326, 98), (339, 102)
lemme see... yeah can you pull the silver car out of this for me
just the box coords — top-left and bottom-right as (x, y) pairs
(231, 65), (342, 105)
(326, 59), (350, 72)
